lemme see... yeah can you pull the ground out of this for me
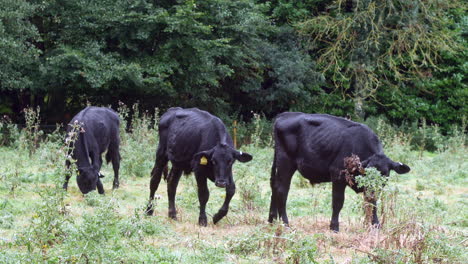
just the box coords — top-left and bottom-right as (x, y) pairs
(0, 129), (467, 263)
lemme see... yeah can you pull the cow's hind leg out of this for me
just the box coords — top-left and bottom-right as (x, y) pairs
(106, 142), (121, 190)
(268, 174), (279, 223)
(213, 181), (235, 225)
(268, 153), (278, 223)
(146, 148), (168, 215)
(330, 182), (346, 232)
(273, 159), (296, 225)
(268, 193), (278, 223)
(195, 173), (210, 226)
(167, 167), (183, 220)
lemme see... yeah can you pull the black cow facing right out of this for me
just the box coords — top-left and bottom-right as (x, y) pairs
(269, 112), (410, 232)
(64, 106), (121, 194)
(146, 107), (252, 226)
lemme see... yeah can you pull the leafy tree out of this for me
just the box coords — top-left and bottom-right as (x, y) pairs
(0, 0), (40, 91)
(297, 0), (461, 119)
(259, 0), (329, 24)
(0, 0), (41, 116)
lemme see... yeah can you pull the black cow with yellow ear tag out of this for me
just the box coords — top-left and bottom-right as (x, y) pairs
(146, 107), (253, 226)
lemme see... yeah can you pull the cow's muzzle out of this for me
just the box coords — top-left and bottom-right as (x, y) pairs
(215, 180), (227, 188)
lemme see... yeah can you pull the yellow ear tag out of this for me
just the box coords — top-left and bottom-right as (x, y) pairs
(200, 156), (208, 165)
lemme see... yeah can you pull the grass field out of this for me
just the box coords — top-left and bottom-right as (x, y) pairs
(0, 111), (467, 263)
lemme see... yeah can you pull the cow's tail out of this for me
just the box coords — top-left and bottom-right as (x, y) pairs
(105, 149), (121, 163)
(105, 151), (112, 164)
(270, 145), (277, 183)
(162, 165), (169, 181)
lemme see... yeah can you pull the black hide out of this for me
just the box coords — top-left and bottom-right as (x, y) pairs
(146, 107), (252, 226)
(268, 112), (410, 231)
(63, 106), (121, 194)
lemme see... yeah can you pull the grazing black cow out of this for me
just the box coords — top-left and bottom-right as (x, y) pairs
(63, 106), (121, 194)
(268, 112), (410, 232)
(146, 107), (252, 226)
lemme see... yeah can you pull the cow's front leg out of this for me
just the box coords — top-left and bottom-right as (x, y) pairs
(364, 192), (380, 228)
(213, 182), (235, 224)
(97, 178), (105, 194)
(371, 200), (379, 227)
(330, 182), (346, 232)
(195, 174), (210, 226)
(92, 153), (104, 194)
(167, 167), (183, 220)
(63, 159), (72, 190)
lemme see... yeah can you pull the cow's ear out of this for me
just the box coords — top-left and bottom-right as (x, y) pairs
(191, 149), (214, 169)
(234, 150), (253, 163)
(391, 162), (410, 174)
(361, 155), (375, 168)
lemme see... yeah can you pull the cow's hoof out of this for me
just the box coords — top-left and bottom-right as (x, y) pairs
(112, 183), (119, 189)
(145, 205), (154, 216)
(330, 224), (339, 233)
(199, 217), (207, 227)
(268, 214), (278, 223)
(62, 183), (68, 191)
(168, 211), (177, 220)
(213, 213), (223, 224)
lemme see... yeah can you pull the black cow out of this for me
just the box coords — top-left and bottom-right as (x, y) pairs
(268, 112), (410, 232)
(63, 106), (121, 194)
(146, 107), (252, 226)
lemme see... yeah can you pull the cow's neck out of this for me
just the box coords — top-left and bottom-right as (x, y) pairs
(75, 132), (92, 168)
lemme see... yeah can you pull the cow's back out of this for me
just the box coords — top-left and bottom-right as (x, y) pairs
(69, 107), (119, 130)
(69, 107), (120, 153)
(159, 108), (232, 164)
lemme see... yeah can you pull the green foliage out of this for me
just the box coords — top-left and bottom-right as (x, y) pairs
(356, 168), (388, 196)
(0, 0), (40, 90)
(260, 0), (329, 24)
(227, 225), (320, 262)
(119, 103), (159, 178)
(20, 106), (43, 155)
(1, 0), (466, 131)
(297, 0), (464, 122)
(0, 115), (19, 147)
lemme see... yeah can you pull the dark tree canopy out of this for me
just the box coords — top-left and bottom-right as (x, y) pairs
(0, 0), (465, 131)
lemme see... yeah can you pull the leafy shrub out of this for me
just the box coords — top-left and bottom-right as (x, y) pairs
(228, 225), (320, 263)
(0, 199), (14, 229)
(227, 113), (273, 148)
(20, 106), (43, 155)
(0, 115), (20, 147)
(119, 103), (159, 178)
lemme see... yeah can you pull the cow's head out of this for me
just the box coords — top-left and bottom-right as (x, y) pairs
(77, 166), (101, 194)
(192, 143), (252, 188)
(361, 153), (410, 176)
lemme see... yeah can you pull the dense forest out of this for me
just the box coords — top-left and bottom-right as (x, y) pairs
(1, 0), (466, 130)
